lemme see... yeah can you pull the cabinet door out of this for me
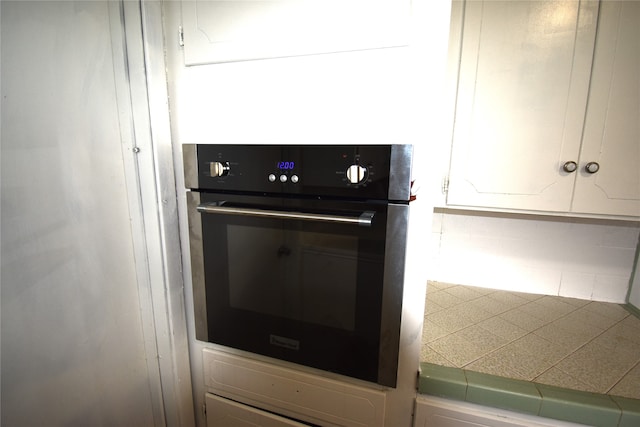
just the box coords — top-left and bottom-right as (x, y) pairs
(447, 0), (599, 212)
(571, 0), (640, 218)
(414, 396), (576, 427)
(206, 394), (308, 427)
(181, 0), (410, 65)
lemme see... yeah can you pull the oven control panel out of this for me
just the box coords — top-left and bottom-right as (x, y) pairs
(183, 144), (412, 201)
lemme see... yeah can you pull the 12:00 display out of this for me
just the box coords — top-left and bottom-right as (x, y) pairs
(276, 161), (295, 170)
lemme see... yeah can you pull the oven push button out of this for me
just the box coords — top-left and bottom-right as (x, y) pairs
(279, 174), (288, 183)
(268, 174), (276, 182)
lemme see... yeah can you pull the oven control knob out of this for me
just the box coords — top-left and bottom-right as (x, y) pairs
(346, 164), (367, 184)
(209, 161), (230, 177)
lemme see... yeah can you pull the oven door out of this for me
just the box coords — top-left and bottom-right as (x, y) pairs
(186, 191), (408, 387)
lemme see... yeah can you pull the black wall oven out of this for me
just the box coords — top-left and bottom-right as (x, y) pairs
(183, 145), (412, 387)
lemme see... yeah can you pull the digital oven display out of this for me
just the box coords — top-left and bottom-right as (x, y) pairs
(276, 161), (295, 170)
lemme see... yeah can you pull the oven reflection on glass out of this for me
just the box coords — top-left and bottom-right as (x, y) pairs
(227, 225), (363, 331)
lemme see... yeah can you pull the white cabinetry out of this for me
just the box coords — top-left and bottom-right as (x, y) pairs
(201, 348), (387, 427)
(414, 396), (586, 427)
(180, 0), (410, 65)
(446, 0), (639, 219)
(571, 0), (640, 217)
(206, 394), (308, 427)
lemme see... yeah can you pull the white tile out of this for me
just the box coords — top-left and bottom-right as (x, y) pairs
(434, 213), (637, 299)
(431, 212), (444, 233)
(559, 246), (635, 279)
(601, 226), (640, 249)
(591, 275), (630, 303)
(428, 231), (441, 261)
(559, 271), (595, 300)
(512, 267), (561, 295)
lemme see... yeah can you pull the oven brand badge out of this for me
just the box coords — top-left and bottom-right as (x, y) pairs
(269, 334), (300, 351)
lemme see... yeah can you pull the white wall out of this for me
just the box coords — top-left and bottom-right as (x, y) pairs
(429, 210), (640, 302)
(0, 1), (162, 424)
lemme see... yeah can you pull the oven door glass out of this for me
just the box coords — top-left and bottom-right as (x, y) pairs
(193, 192), (389, 384)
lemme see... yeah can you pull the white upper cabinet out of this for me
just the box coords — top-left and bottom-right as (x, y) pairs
(446, 0), (639, 219)
(572, 0), (640, 217)
(180, 0), (410, 65)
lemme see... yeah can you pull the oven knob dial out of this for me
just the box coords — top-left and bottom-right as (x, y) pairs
(209, 161), (230, 177)
(346, 164), (367, 184)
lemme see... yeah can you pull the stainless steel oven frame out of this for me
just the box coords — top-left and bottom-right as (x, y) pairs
(183, 144), (412, 387)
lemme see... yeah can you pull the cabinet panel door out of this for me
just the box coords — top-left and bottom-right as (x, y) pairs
(181, 0), (410, 65)
(447, 0), (598, 212)
(206, 394), (308, 427)
(572, 0), (640, 218)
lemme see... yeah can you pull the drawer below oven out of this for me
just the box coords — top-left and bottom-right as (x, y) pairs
(206, 394), (309, 427)
(202, 348), (386, 427)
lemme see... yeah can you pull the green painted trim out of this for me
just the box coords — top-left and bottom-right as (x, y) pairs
(623, 303), (640, 319)
(611, 396), (640, 427)
(419, 363), (467, 401)
(418, 363), (640, 427)
(465, 370), (541, 416)
(537, 384), (621, 427)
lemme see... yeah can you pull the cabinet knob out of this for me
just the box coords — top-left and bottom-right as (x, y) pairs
(562, 161), (577, 173)
(585, 162), (600, 174)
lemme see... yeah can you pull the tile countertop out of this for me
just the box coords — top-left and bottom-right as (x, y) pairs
(419, 363), (640, 427)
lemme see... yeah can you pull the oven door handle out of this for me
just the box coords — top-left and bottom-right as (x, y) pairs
(196, 203), (375, 227)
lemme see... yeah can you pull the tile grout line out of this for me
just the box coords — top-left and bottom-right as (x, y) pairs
(426, 288), (564, 371)
(449, 295), (617, 380)
(604, 358), (640, 396)
(455, 297), (586, 375)
(544, 311), (637, 393)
